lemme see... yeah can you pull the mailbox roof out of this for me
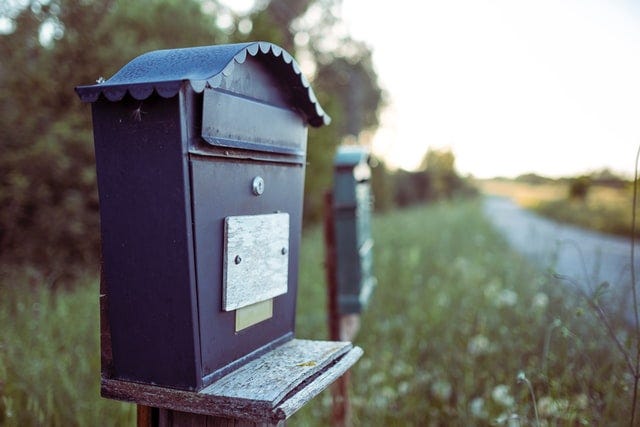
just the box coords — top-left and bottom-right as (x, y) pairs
(334, 145), (370, 167)
(75, 42), (329, 127)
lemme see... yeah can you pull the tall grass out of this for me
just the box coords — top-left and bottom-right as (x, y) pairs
(0, 272), (134, 426)
(0, 200), (632, 425)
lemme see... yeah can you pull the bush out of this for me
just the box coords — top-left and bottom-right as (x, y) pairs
(568, 176), (591, 201)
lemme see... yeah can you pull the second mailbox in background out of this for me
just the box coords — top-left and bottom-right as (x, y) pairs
(332, 145), (377, 314)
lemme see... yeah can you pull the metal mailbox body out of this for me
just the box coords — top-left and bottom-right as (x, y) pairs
(75, 42), (329, 391)
(332, 146), (376, 314)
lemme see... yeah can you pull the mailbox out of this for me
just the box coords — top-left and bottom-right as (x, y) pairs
(75, 42), (329, 391)
(332, 145), (376, 314)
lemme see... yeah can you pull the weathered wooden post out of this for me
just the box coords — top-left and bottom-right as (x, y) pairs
(76, 42), (362, 426)
(324, 145), (376, 426)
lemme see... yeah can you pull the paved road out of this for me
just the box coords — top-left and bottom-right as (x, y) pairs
(482, 196), (639, 318)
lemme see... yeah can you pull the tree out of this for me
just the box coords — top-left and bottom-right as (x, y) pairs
(421, 148), (459, 200)
(369, 156), (394, 212)
(568, 176), (591, 201)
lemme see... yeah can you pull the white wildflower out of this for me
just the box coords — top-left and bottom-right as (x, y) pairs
(573, 393), (588, 410)
(369, 372), (385, 387)
(492, 384), (515, 407)
(467, 334), (491, 356)
(484, 278), (503, 299)
(532, 292), (549, 310)
(537, 396), (569, 417)
(398, 381), (410, 395)
(431, 379), (452, 402)
(496, 289), (518, 307)
(469, 397), (487, 418)
(495, 413), (520, 426)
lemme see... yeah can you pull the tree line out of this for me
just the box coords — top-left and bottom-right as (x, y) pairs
(370, 148), (477, 213)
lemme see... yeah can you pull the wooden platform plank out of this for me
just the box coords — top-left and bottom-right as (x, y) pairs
(102, 339), (362, 423)
(201, 339), (350, 405)
(277, 345), (363, 419)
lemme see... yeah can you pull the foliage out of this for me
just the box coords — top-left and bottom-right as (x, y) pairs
(534, 197), (639, 238)
(530, 178), (638, 238)
(514, 173), (556, 185)
(0, 0), (384, 271)
(568, 175), (591, 201)
(0, 0), (224, 273)
(390, 148), (477, 208)
(369, 155), (395, 212)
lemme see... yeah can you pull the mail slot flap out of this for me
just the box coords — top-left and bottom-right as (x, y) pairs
(202, 89), (308, 156)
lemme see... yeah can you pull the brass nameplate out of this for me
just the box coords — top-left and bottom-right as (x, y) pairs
(235, 299), (273, 332)
(223, 212), (289, 311)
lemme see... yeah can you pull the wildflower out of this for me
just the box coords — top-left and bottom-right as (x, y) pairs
(398, 381), (410, 395)
(469, 397), (487, 418)
(431, 379), (452, 402)
(391, 361), (413, 377)
(517, 371), (540, 425)
(573, 393), (588, 410)
(496, 289), (518, 307)
(435, 293), (450, 308)
(537, 396), (569, 418)
(467, 334), (491, 356)
(532, 292), (549, 310)
(492, 384), (515, 407)
(369, 372), (385, 386)
(495, 413), (520, 426)
(484, 278), (503, 299)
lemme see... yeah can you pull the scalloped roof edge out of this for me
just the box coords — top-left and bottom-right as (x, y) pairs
(75, 42), (330, 127)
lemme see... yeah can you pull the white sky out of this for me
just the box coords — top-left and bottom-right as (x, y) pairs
(341, 0), (640, 178)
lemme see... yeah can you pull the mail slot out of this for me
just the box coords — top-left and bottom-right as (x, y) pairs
(332, 145), (376, 314)
(75, 42), (329, 391)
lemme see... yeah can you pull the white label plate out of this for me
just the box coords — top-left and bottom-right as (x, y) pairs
(223, 213), (289, 311)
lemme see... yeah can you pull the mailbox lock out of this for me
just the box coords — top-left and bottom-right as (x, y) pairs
(252, 176), (265, 196)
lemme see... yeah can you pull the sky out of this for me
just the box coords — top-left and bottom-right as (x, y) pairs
(340, 0), (640, 178)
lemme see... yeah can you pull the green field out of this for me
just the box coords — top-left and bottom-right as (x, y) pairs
(1, 201), (635, 425)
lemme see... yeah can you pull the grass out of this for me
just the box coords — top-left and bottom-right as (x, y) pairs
(292, 200), (632, 425)
(1, 200), (634, 425)
(0, 269), (134, 426)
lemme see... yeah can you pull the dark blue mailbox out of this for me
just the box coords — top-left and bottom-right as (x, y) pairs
(76, 42), (329, 391)
(332, 145), (376, 314)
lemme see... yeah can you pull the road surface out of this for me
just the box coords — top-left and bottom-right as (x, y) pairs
(482, 196), (639, 319)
